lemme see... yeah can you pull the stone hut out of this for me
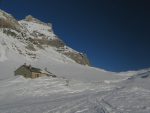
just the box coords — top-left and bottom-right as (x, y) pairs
(14, 64), (54, 78)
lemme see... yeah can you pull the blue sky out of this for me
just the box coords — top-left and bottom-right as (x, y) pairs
(0, 0), (150, 72)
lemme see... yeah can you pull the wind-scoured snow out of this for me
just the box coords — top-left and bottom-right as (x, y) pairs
(1, 70), (150, 113)
(0, 76), (117, 113)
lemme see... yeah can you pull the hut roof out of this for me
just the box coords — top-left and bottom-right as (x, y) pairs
(30, 67), (41, 73)
(22, 65), (41, 73)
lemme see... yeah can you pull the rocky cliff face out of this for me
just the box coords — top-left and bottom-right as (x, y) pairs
(63, 52), (90, 65)
(0, 10), (22, 31)
(0, 10), (90, 66)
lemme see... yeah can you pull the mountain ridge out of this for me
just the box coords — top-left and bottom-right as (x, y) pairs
(0, 9), (90, 66)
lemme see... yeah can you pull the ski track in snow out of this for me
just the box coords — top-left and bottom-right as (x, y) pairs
(0, 76), (120, 113)
(0, 75), (149, 113)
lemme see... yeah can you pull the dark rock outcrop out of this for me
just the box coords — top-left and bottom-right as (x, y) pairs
(63, 52), (90, 65)
(0, 10), (21, 31)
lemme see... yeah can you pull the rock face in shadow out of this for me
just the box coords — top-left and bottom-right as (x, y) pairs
(63, 52), (90, 65)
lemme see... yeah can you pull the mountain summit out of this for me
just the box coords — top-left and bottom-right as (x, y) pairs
(0, 9), (90, 66)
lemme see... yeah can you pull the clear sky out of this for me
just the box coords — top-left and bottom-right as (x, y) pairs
(0, 0), (150, 72)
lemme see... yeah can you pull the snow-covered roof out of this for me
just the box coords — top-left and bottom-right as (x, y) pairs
(40, 70), (50, 75)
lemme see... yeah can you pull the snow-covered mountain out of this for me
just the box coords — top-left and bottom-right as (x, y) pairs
(0, 10), (90, 66)
(0, 9), (149, 113)
(0, 9), (124, 82)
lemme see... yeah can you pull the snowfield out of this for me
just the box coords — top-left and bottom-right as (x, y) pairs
(0, 76), (120, 113)
(0, 71), (150, 113)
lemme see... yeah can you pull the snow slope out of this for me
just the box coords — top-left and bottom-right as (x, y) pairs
(0, 70), (150, 113)
(0, 76), (118, 113)
(100, 69), (150, 113)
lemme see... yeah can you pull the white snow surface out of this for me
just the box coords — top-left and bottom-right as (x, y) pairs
(19, 20), (56, 40)
(0, 70), (150, 113)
